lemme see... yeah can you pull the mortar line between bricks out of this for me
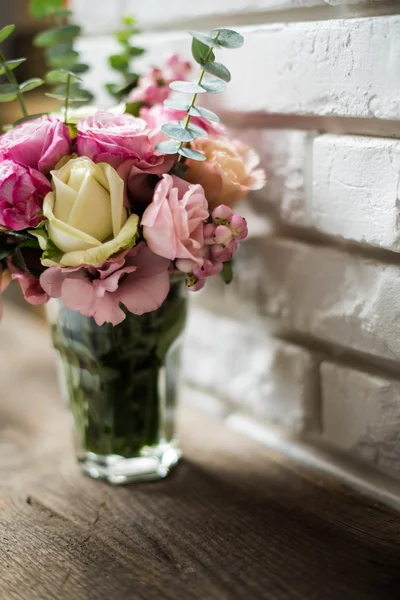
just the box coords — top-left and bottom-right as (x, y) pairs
(82, 3), (400, 35)
(274, 329), (400, 384)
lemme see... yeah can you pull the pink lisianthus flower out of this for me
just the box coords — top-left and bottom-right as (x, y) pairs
(0, 160), (51, 230)
(129, 54), (191, 107)
(40, 243), (171, 326)
(7, 258), (49, 306)
(142, 174), (209, 264)
(76, 111), (173, 201)
(0, 116), (71, 174)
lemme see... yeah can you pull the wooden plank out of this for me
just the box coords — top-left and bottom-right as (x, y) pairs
(0, 305), (400, 600)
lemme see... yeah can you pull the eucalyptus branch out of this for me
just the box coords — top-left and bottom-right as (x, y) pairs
(0, 48), (28, 118)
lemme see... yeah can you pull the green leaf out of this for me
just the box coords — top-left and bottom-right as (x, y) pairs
(169, 80), (207, 94)
(189, 30), (220, 48)
(161, 122), (196, 142)
(164, 98), (190, 111)
(45, 93), (66, 101)
(220, 260), (234, 284)
(212, 28), (244, 49)
(201, 77), (227, 94)
(29, 0), (63, 19)
(109, 54), (129, 72)
(34, 25), (81, 48)
(156, 140), (180, 154)
(191, 37), (215, 65)
(203, 61), (231, 82)
(0, 58), (26, 76)
(116, 30), (131, 44)
(0, 83), (18, 102)
(47, 45), (79, 69)
(0, 25), (15, 44)
(46, 69), (82, 84)
(123, 16), (136, 26)
(189, 105), (220, 122)
(127, 46), (145, 58)
(185, 122), (208, 138)
(69, 63), (90, 75)
(13, 113), (48, 126)
(178, 147), (206, 161)
(20, 78), (44, 93)
(124, 101), (143, 116)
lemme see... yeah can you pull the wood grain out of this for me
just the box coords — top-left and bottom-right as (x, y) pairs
(0, 305), (399, 600)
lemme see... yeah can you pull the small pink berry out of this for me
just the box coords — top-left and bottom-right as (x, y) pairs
(186, 274), (206, 292)
(212, 205), (233, 223)
(230, 215), (248, 240)
(213, 225), (232, 246)
(175, 258), (196, 273)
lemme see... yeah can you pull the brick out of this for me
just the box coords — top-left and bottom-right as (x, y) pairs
(312, 135), (400, 252)
(230, 129), (311, 226)
(233, 238), (400, 362)
(321, 362), (400, 478)
(183, 305), (321, 431)
(78, 16), (400, 120)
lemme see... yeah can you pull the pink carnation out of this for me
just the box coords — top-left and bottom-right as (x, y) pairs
(142, 174), (209, 264)
(129, 54), (191, 107)
(40, 243), (171, 326)
(7, 259), (49, 306)
(0, 116), (71, 174)
(0, 160), (51, 230)
(76, 111), (173, 201)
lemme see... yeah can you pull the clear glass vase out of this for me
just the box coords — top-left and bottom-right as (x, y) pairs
(47, 280), (187, 485)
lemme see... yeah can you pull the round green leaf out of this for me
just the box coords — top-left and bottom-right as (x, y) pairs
(188, 30), (219, 48)
(34, 25), (81, 48)
(200, 77), (227, 94)
(46, 70), (82, 84)
(189, 105), (220, 122)
(185, 122), (208, 138)
(127, 46), (145, 58)
(191, 38), (215, 65)
(170, 81), (206, 94)
(0, 58), (26, 76)
(156, 140), (180, 154)
(20, 78), (44, 93)
(29, 0), (63, 19)
(109, 54), (129, 71)
(47, 45), (79, 69)
(203, 61), (231, 82)
(164, 98), (190, 111)
(45, 92), (66, 101)
(178, 147), (206, 161)
(70, 63), (90, 75)
(212, 29), (244, 49)
(0, 83), (19, 102)
(0, 24), (15, 44)
(161, 122), (196, 142)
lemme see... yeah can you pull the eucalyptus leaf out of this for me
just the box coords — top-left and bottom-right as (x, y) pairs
(164, 98), (190, 111)
(203, 61), (231, 82)
(70, 63), (90, 75)
(124, 101), (143, 116)
(109, 54), (129, 71)
(178, 147), (206, 161)
(127, 46), (145, 58)
(220, 260), (234, 284)
(0, 24), (15, 44)
(46, 69), (82, 84)
(156, 140), (180, 154)
(189, 105), (220, 122)
(161, 122), (196, 142)
(34, 25), (81, 48)
(169, 80), (206, 94)
(0, 58), (26, 76)
(0, 83), (18, 102)
(191, 37), (215, 65)
(185, 121), (208, 138)
(200, 77), (227, 94)
(188, 30), (219, 48)
(20, 78), (44, 93)
(47, 45), (79, 69)
(29, 0), (63, 18)
(212, 28), (244, 49)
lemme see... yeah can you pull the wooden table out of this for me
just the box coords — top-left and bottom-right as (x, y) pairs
(1, 306), (399, 600)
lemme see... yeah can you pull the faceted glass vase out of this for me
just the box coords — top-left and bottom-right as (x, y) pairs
(47, 281), (187, 485)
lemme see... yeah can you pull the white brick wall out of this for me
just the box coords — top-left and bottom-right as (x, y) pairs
(75, 0), (400, 480)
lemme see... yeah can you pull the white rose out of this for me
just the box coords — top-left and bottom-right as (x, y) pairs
(42, 156), (138, 267)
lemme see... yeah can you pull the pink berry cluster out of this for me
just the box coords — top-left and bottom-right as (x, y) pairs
(176, 205), (248, 291)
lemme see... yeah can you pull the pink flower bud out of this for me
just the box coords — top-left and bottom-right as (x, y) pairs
(193, 260), (223, 279)
(203, 223), (216, 245)
(230, 215), (248, 241)
(186, 274), (206, 292)
(211, 244), (232, 263)
(212, 205), (233, 223)
(213, 225), (232, 246)
(175, 258), (196, 273)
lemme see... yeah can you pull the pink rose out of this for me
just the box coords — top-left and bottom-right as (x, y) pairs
(185, 137), (266, 209)
(0, 116), (71, 174)
(40, 243), (171, 326)
(140, 104), (225, 142)
(0, 160), (51, 230)
(76, 112), (173, 200)
(7, 259), (49, 306)
(142, 174), (209, 264)
(129, 54), (191, 107)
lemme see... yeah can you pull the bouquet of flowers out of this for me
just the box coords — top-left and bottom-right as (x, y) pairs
(0, 15), (266, 483)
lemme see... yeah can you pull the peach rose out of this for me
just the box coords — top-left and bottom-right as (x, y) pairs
(185, 138), (266, 209)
